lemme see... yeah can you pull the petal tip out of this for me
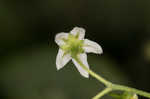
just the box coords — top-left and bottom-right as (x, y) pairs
(55, 32), (68, 46)
(80, 72), (89, 78)
(84, 74), (89, 78)
(56, 63), (62, 70)
(98, 49), (103, 54)
(71, 27), (85, 39)
(73, 26), (85, 30)
(96, 44), (103, 54)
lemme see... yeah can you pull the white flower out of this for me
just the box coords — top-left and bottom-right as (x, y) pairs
(55, 27), (103, 78)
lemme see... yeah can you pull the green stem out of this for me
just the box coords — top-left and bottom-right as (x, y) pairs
(92, 88), (112, 99)
(74, 56), (112, 87)
(74, 56), (150, 99)
(112, 84), (150, 98)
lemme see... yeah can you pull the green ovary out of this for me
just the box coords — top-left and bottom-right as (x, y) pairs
(61, 34), (84, 57)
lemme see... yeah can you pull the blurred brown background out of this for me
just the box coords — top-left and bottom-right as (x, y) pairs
(0, 0), (150, 99)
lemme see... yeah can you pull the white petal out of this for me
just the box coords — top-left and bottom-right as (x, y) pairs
(56, 49), (71, 70)
(70, 27), (85, 40)
(83, 39), (103, 54)
(72, 53), (89, 78)
(55, 32), (68, 46)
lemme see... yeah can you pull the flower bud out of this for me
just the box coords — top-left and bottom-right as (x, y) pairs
(122, 92), (138, 99)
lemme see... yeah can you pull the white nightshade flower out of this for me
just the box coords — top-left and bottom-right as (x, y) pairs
(55, 27), (103, 78)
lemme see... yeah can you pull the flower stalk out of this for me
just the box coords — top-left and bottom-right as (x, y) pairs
(112, 84), (150, 98)
(92, 88), (112, 99)
(75, 55), (150, 99)
(74, 56), (112, 87)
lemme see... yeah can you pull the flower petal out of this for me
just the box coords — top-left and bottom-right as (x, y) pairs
(72, 53), (89, 78)
(70, 27), (85, 40)
(56, 49), (71, 70)
(55, 32), (68, 46)
(83, 39), (103, 54)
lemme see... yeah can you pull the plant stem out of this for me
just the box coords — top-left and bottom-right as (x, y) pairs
(112, 84), (150, 98)
(92, 88), (112, 99)
(74, 56), (150, 99)
(74, 56), (112, 87)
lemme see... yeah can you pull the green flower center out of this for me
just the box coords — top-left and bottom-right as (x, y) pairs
(61, 33), (84, 58)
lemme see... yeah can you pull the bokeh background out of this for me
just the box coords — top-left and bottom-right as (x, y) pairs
(0, 0), (150, 99)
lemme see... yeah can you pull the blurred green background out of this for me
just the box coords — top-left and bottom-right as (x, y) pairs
(0, 0), (150, 99)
